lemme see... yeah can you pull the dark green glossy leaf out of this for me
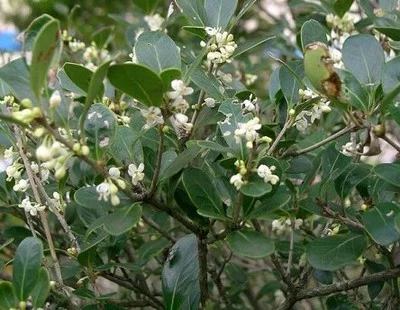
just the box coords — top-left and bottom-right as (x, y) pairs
(162, 234), (200, 310)
(138, 238), (170, 266)
(13, 237), (43, 300)
(301, 19), (328, 50)
(226, 230), (275, 258)
(182, 168), (226, 219)
(334, 163), (371, 198)
(306, 234), (367, 271)
(109, 126), (143, 165)
(86, 60), (111, 105)
(31, 267), (51, 308)
(374, 163), (400, 187)
(337, 69), (369, 111)
(103, 204), (142, 236)
(342, 34), (385, 85)
(333, 0), (354, 17)
(240, 179), (272, 198)
(135, 31), (181, 74)
(30, 19), (60, 100)
(63, 63), (93, 94)
(108, 63), (164, 106)
(205, 0), (237, 30)
(363, 202), (400, 245)
(0, 58), (37, 104)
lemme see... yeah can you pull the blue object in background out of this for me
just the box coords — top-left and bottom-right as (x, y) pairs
(0, 31), (21, 52)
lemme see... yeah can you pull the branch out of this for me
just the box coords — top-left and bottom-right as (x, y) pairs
(198, 235), (209, 306)
(148, 128), (164, 197)
(284, 125), (357, 157)
(15, 127), (64, 285)
(267, 118), (294, 156)
(381, 134), (400, 154)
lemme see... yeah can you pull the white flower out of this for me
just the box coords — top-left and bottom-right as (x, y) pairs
(175, 113), (189, 125)
(68, 39), (86, 52)
(96, 182), (111, 201)
(342, 141), (357, 157)
(234, 117), (261, 144)
(272, 219), (285, 231)
(206, 30), (237, 64)
(3, 146), (13, 159)
(285, 218), (303, 229)
(6, 163), (22, 181)
(141, 107), (164, 128)
(174, 113), (193, 134)
(128, 163), (145, 186)
(295, 116), (308, 133)
(144, 14), (164, 31)
(167, 80), (194, 100)
(30, 162), (39, 174)
(257, 165), (280, 185)
(49, 90), (62, 108)
(167, 2), (175, 19)
(18, 197), (45, 216)
(230, 173), (244, 190)
(109, 167), (120, 178)
(205, 27), (220, 36)
(203, 97), (216, 108)
(242, 96), (257, 112)
(245, 74), (258, 86)
(13, 179), (29, 192)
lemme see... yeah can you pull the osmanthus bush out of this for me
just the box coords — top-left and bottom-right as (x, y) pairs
(1, 0), (400, 309)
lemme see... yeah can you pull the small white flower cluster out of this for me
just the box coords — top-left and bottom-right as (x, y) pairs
(203, 97), (216, 108)
(294, 88), (332, 133)
(257, 165), (279, 185)
(173, 113), (193, 135)
(96, 167), (127, 206)
(245, 74), (258, 86)
(49, 90), (62, 108)
(234, 117), (262, 148)
(18, 197), (45, 216)
(0, 95), (15, 105)
(83, 42), (110, 71)
(230, 160), (248, 190)
(326, 223), (341, 236)
(11, 98), (42, 124)
(167, 79), (194, 113)
(326, 13), (355, 35)
(4, 147), (30, 192)
(272, 217), (303, 235)
(69, 39), (86, 52)
(241, 95), (257, 113)
(141, 107), (164, 129)
(202, 27), (237, 64)
(128, 163), (145, 186)
(144, 14), (165, 31)
(51, 192), (66, 212)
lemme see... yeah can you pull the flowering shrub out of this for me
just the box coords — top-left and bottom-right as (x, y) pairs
(0, 0), (400, 309)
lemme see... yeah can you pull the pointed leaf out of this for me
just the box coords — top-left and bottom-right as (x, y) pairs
(13, 237), (43, 300)
(103, 204), (142, 236)
(31, 267), (51, 308)
(162, 234), (200, 310)
(227, 230), (275, 259)
(108, 63), (164, 106)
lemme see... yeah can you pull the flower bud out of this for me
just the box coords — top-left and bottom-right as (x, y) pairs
(55, 166), (66, 180)
(72, 143), (81, 152)
(111, 194), (120, 206)
(21, 98), (33, 108)
(81, 145), (90, 156)
(49, 90), (62, 108)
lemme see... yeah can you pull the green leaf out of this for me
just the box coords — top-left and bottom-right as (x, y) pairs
(226, 230), (275, 259)
(30, 267), (50, 308)
(108, 63), (164, 106)
(301, 19), (328, 50)
(86, 60), (111, 105)
(337, 69), (369, 111)
(321, 143), (352, 187)
(160, 144), (201, 181)
(63, 63), (94, 95)
(75, 186), (113, 210)
(306, 234), (367, 271)
(382, 56), (400, 103)
(175, 0), (208, 26)
(326, 294), (357, 310)
(374, 163), (400, 187)
(230, 0), (257, 31)
(0, 282), (17, 310)
(0, 58), (37, 104)
(109, 126), (143, 165)
(363, 202), (400, 245)
(13, 237), (43, 300)
(380, 0), (398, 10)
(240, 179), (272, 198)
(23, 14), (54, 54)
(30, 19), (60, 100)
(279, 61), (304, 106)
(162, 234), (200, 310)
(131, 0), (161, 14)
(138, 239), (170, 266)
(182, 168), (226, 219)
(135, 32), (181, 74)
(205, 0), (238, 30)
(334, 163), (371, 198)
(333, 0), (354, 17)
(103, 204), (142, 236)
(232, 36), (274, 58)
(247, 186), (292, 220)
(57, 69), (87, 96)
(84, 103), (116, 158)
(191, 67), (224, 101)
(92, 26), (114, 47)
(342, 34), (385, 85)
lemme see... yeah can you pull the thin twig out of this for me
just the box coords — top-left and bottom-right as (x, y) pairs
(142, 215), (176, 243)
(286, 217), (295, 276)
(267, 118), (294, 156)
(284, 125), (357, 157)
(198, 235), (209, 306)
(33, 175), (81, 252)
(15, 128), (64, 285)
